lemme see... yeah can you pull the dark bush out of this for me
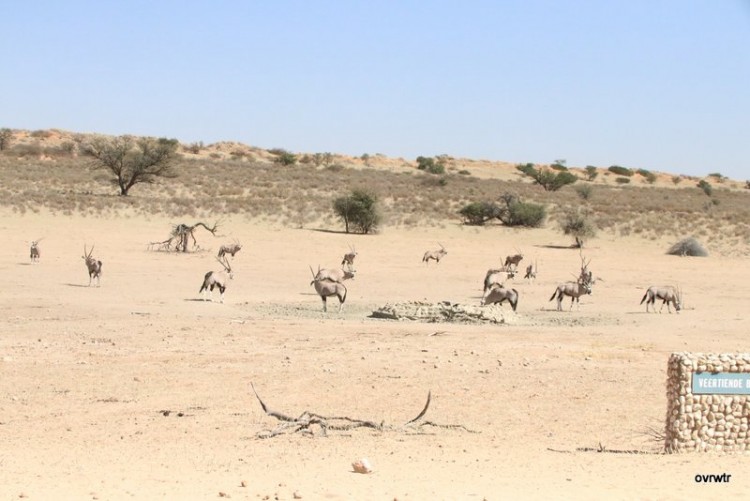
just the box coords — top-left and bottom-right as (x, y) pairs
(697, 179), (713, 196)
(273, 150), (297, 166)
(667, 237), (708, 257)
(459, 201), (502, 225)
(584, 166), (598, 181)
(333, 189), (381, 234)
(608, 165), (633, 176)
(416, 156), (446, 174)
(516, 163), (577, 191)
(502, 200), (546, 227)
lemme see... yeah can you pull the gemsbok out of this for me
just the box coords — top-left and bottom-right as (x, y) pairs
(549, 279), (593, 311)
(504, 252), (524, 271)
(341, 244), (358, 271)
(218, 240), (242, 258)
(309, 266), (347, 312)
(481, 285), (519, 311)
(82, 245), (103, 286)
(483, 267), (516, 293)
(310, 266), (355, 285)
(422, 243), (447, 264)
(30, 240), (41, 263)
(524, 261), (538, 282)
(199, 256), (234, 303)
(640, 286), (682, 313)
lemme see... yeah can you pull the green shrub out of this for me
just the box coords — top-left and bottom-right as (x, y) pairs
(550, 159), (568, 171)
(636, 169), (656, 183)
(503, 200), (546, 227)
(333, 189), (381, 234)
(416, 155), (446, 174)
(608, 165), (633, 176)
(697, 179), (713, 196)
(273, 150), (297, 166)
(616, 177), (631, 184)
(515, 163), (577, 191)
(459, 201), (501, 225)
(584, 166), (598, 181)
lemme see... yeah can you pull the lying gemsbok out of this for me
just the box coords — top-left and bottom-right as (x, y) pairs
(199, 256), (234, 303)
(549, 278), (593, 311)
(640, 286), (682, 313)
(309, 266), (347, 312)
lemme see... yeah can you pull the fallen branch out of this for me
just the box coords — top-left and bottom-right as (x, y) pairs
(250, 383), (478, 438)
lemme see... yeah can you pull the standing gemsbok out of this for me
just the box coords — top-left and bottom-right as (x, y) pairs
(341, 244), (358, 271)
(30, 239), (42, 264)
(217, 240), (242, 258)
(483, 266), (516, 294)
(309, 266), (347, 312)
(199, 256), (234, 303)
(82, 245), (103, 286)
(640, 286), (682, 313)
(481, 285), (519, 311)
(422, 243), (447, 264)
(310, 265), (355, 285)
(549, 278), (593, 311)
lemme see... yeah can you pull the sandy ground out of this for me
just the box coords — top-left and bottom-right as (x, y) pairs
(1, 208), (749, 500)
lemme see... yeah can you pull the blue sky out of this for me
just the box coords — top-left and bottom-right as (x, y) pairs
(2, 1), (748, 178)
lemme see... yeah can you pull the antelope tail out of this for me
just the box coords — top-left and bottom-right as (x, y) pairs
(640, 292), (648, 304)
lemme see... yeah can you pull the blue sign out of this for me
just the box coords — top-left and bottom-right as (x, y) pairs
(692, 373), (750, 395)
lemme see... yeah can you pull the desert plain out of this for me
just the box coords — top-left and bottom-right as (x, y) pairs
(1, 130), (750, 500)
(1, 206), (749, 501)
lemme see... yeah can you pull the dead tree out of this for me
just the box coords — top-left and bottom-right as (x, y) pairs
(250, 383), (477, 439)
(148, 221), (220, 252)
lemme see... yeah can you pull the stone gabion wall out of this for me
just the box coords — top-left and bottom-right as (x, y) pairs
(666, 352), (750, 453)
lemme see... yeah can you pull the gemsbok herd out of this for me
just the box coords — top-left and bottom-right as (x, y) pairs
(25, 237), (685, 316)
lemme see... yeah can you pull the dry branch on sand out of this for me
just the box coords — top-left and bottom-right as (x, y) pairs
(251, 383), (478, 439)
